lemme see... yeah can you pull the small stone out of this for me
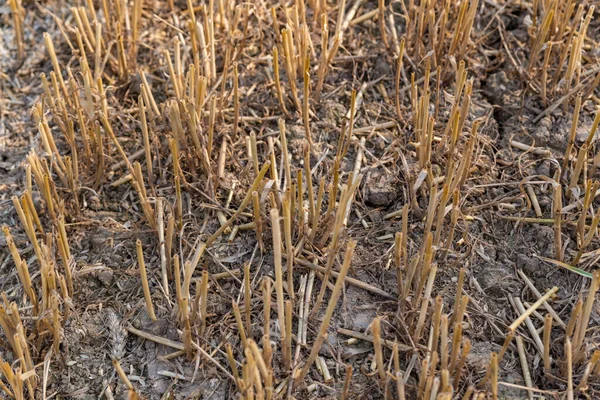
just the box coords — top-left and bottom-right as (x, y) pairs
(363, 169), (401, 207)
(478, 266), (517, 297)
(467, 341), (502, 371)
(536, 160), (551, 177)
(516, 254), (540, 277)
(349, 312), (375, 332)
(98, 269), (114, 287)
(576, 114), (596, 142)
(374, 57), (391, 77)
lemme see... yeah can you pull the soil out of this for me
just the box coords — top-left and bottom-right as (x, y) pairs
(1, 0), (600, 399)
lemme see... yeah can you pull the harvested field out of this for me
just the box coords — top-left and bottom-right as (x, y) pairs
(1, 0), (600, 398)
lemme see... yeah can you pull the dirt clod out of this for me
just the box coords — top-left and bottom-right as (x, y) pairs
(362, 168), (401, 207)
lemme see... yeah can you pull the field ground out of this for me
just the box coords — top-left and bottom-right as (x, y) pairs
(1, 0), (600, 399)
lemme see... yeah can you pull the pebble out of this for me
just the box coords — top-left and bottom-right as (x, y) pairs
(363, 169), (401, 207)
(97, 269), (114, 287)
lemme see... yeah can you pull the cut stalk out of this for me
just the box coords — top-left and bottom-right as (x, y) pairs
(293, 240), (356, 388)
(373, 317), (386, 380)
(270, 208), (288, 369)
(136, 239), (157, 321)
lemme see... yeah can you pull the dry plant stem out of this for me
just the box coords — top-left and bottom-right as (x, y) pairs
(576, 180), (597, 249)
(573, 272), (600, 362)
(12, 196), (42, 263)
(490, 352), (498, 400)
(272, 46), (290, 117)
(283, 256), (393, 299)
(515, 336), (534, 400)
(440, 314), (449, 371)
(461, 387), (474, 400)
(512, 297), (544, 356)
(0, 363), (13, 398)
(9, 0), (24, 60)
(528, 8), (554, 73)
(450, 269), (465, 327)
(311, 176), (362, 316)
(314, 14), (329, 101)
(14, 326), (34, 397)
(509, 287), (558, 331)
(562, 95), (582, 174)
(453, 338), (471, 388)
(199, 272), (209, 337)
(140, 71), (159, 116)
(232, 300), (247, 348)
(429, 296), (443, 355)
(449, 317), (465, 374)
(302, 272), (315, 345)
(157, 199), (169, 296)
(294, 240), (356, 388)
(3, 227), (37, 312)
(262, 278), (272, 366)
(478, 330), (515, 390)
(566, 338), (574, 400)
(583, 93), (599, 138)
(297, 276), (307, 350)
(50, 296), (60, 353)
(208, 97), (216, 155)
(44, 33), (70, 105)
(226, 343), (240, 388)
(428, 376), (440, 399)
(523, 183), (542, 217)
(280, 28), (302, 111)
(279, 118), (292, 190)
(311, 177), (326, 240)
(414, 263), (439, 342)
(337, 328), (413, 352)
(282, 197), (294, 300)
(181, 297), (192, 359)
(372, 317), (386, 380)
(543, 314), (552, 372)
(569, 145), (587, 193)
(453, 296), (469, 332)
(166, 215), (175, 275)
(112, 358), (134, 391)
(189, 161), (271, 272)
(24, 190), (42, 234)
(377, 0), (389, 48)
(304, 146), (315, 223)
(233, 63), (240, 141)
(566, 297), (582, 339)
(138, 95), (153, 188)
(499, 330), (515, 363)
(284, 300), (293, 372)
(340, 365), (353, 400)
(249, 132), (259, 178)
(248, 340), (270, 391)
(576, 350), (600, 392)
(218, 139), (227, 180)
(244, 262), (251, 335)
(270, 208), (288, 369)
(181, 258), (192, 309)
(573, 208), (600, 266)
(190, 341), (236, 382)
(174, 255), (182, 314)
(395, 38), (406, 120)
(417, 358), (428, 397)
(517, 269), (565, 328)
(302, 59), (313, 150)
(394, 233), (404, 300)
(136, 239), (157, 321)
(57, 219), (73, 295)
